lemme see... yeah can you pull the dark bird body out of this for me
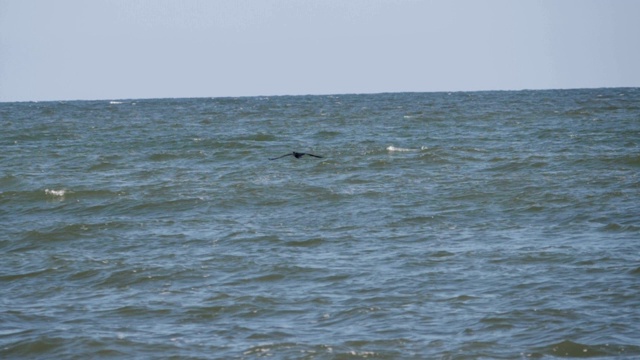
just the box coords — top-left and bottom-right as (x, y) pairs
(269, 152), (323, 160)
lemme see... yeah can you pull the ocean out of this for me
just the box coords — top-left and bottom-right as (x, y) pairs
(1, 88), (639, 359)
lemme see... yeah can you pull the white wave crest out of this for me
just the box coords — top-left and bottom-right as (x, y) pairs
(386, 146), (413, 152)
(45, 189), (66, 197)
(386, 145), (429, 152)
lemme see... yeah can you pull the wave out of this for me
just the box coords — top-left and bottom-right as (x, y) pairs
(45, 189), (67, 197)
(386, 145), (428, 152)
(0, 188), (73, 204)
(534, 340), (640, 358)
(3, 188), (116, 201)
(602, 223), (640, 232)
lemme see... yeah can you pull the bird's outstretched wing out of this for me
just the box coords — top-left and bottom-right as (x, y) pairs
(269, 153), (294, 160)
(304, 153), (323, 158)
(269, 152), (324, 160)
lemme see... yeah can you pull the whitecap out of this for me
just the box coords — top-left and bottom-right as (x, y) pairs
(45, 189), (66, 197)
(386, 145), (413, 152)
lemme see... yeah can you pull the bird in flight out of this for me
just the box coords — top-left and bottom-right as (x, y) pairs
(269, 151), (323, 160)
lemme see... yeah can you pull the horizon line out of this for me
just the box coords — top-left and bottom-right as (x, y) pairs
(1, 85), (638, 104)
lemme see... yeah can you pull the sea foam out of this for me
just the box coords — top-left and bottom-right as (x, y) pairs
(45, 189), (66, 197)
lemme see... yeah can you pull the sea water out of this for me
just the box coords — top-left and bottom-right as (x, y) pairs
(1, 89), (639, 359)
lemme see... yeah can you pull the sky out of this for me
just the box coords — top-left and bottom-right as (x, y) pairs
(1, 0), (639, 102)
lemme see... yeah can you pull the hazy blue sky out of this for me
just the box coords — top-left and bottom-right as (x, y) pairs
(1, 0), (639, 102)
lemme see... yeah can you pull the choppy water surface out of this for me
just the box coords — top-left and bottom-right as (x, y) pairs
(1, 89), (640, 359)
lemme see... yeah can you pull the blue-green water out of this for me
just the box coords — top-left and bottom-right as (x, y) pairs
(1, 89), (639, 359)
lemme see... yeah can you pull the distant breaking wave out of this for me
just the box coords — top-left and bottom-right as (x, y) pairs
(45, 189), (67, 197)
(386, 145), (428, 152)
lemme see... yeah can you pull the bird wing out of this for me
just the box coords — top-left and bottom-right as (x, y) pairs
(269, 153), (293, 160)
(305, 153), (323, 158)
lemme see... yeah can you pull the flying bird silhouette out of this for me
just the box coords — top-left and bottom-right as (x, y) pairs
(269, 151), (323, 160)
